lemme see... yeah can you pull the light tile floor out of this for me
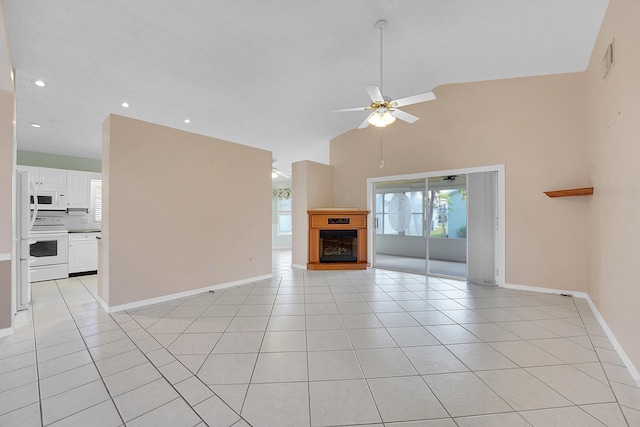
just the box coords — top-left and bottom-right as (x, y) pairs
(1, 248), (640, 426)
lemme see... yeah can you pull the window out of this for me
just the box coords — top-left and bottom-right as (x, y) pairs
(91, 179), (102, 222)
(376, 191), (425, 237)
(428, 189), (467, 238)
(277, 198), (292, 235)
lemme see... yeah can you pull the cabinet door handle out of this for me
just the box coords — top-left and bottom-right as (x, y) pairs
(95, 236), (101, 240)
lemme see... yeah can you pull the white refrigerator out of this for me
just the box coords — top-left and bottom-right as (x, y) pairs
(16, 169), (35, 311)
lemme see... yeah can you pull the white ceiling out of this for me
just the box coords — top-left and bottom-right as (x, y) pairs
(4, 0), (608, 174)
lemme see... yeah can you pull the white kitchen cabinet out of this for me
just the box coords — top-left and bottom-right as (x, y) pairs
(22, 166), (67, 190)
(66, 170), (91, 208)
(68, 233), (100, 273)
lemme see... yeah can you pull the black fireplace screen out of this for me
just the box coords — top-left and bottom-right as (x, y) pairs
(319, 230), (357, 263)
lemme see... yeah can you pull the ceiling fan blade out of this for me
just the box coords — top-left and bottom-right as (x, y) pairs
(358, 113), (373, 129)
(392, 109), (420, 124)
(393, 91), (436, 107)
(330, 106), (367, 113)
(365, 85), (384, 102)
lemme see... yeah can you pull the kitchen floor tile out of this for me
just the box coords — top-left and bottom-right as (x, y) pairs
(475, 368), (572, 410)
(520, 406), (607, 426)
(252, 351), (308, 383)
(368, 376), (448, 422)
(46, 400), (123, 427)
(168, 332), (222, 355)
(0, 381), (39, 416)
(174, 376), (215, 406)
(527, 365), (616, 404)
(424, 372), (511, 417)
(267, 315), (307, 331)
(260, 330), (307, 352)
(488, 340), (564, 367)
(197, 353), (258, 384)
(41, 379), (110, 425)
(39, 362), (101, 399)
(242, 382), (310, 427)
(307, 329), (352, 351)
(308, 350), (363, 381)
(403, 345), (468, 375)
(184, 317), (233, 333)
(446, 342), (518, 371)
(211, 332), (264, 353)
(453, 412), (530, 426)
(0, 402), (41, 427)
(347, 328), (397, 349)
(309, 379), (381, 427)
(424, 324), (481, 344)
(127, 397), (202, 427)
(194, 395), (242, 426)
(356, 348), (417, 378)
(113, 378), (179, 422)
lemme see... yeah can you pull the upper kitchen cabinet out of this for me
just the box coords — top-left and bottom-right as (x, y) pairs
(22, 166), (67, 190)
(66, 170), (91, 208)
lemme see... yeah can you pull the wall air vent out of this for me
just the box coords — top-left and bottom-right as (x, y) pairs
(602, 40), (615, 79)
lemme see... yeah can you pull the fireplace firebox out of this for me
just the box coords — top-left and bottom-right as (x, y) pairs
(320, 230), (357, 263)
(307, 209), (369, 270)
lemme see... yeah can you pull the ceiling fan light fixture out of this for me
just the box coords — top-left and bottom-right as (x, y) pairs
(271, 168), (279, 179)
(368, 108), (396, 127)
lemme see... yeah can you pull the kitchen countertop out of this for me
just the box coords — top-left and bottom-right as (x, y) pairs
(68, 229), (101, 233)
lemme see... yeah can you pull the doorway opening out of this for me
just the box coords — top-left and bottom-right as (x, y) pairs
(368, 166), (503, 285)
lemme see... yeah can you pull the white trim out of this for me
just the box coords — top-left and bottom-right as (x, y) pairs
(502, 282), (589, 299)
(0, 326), (12, 338)
(0, 253), (11, 261)
(504, 282), (639, 384)
(584, 295), (640, 384)
(291, 263), (307, 270)
(103, 274), (273, 313)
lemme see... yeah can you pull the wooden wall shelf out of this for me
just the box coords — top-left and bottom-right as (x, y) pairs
(544, 187), (594, 198)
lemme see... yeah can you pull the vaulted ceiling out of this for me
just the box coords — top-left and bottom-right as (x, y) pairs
(4, 0), (608, 174)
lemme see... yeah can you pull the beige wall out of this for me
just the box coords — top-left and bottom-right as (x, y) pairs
(586, 0), (640, 375)
(331, 73), (591, 293)
(0, 89), (13, 330)
(291, 160), (333, 266)
(99, 114), (272, 308)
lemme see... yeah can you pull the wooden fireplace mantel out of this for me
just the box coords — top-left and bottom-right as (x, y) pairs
(307, 209), (369, 270)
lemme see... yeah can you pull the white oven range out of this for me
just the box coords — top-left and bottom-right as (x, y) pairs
(29, 216), (69, 282)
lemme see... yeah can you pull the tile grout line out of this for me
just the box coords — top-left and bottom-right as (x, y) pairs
(51, 278), (128, 426)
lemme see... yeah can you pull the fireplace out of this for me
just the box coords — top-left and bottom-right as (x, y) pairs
(307, 209), (369, 270)
(320, 230), (357, 263)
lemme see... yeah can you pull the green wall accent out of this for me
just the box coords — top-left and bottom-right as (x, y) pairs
(17, 150), (101, 172)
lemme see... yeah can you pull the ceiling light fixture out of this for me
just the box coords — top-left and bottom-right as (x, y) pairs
(271, 168), (279, 179)
(121, 102), (130, 108)
(184, 119), (190, 124)
(32, 79), (46, 87)
(29, 122), (41, 128)
(368, 107), (396, 127)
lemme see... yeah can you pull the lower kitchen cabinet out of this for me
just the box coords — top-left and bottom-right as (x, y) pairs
(69, 232), (100, 273)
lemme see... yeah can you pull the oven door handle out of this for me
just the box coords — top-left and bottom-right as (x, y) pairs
(29, 181), (39, 231)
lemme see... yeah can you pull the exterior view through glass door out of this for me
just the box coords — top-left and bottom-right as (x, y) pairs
(427, 175), (467, 278)
(374, 179), (427, 274)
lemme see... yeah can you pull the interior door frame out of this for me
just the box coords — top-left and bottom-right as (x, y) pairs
(366, 164), (505, 286)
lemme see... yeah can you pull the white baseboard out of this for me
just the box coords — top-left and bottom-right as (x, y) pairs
(291, 264), (307, 270)
(504, 282), (639, 384)
(0, 326), (12, 338)
(105, 274), (273, 313)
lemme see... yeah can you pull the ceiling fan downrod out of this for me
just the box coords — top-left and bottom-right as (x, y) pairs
(374, 19), (387, 96)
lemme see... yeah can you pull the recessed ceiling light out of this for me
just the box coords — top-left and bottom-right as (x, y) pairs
(32, 79), (46, 87)
(184, 119), (190, 124)
(29, 122), (41, 128)
(121, 102), (130, 108)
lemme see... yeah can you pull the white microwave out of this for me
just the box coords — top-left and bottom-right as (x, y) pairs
(30, 190), (67, 210)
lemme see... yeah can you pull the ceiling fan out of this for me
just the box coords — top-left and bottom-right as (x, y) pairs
(271, 159), (291, 179)
(331, 19), (436, 129)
